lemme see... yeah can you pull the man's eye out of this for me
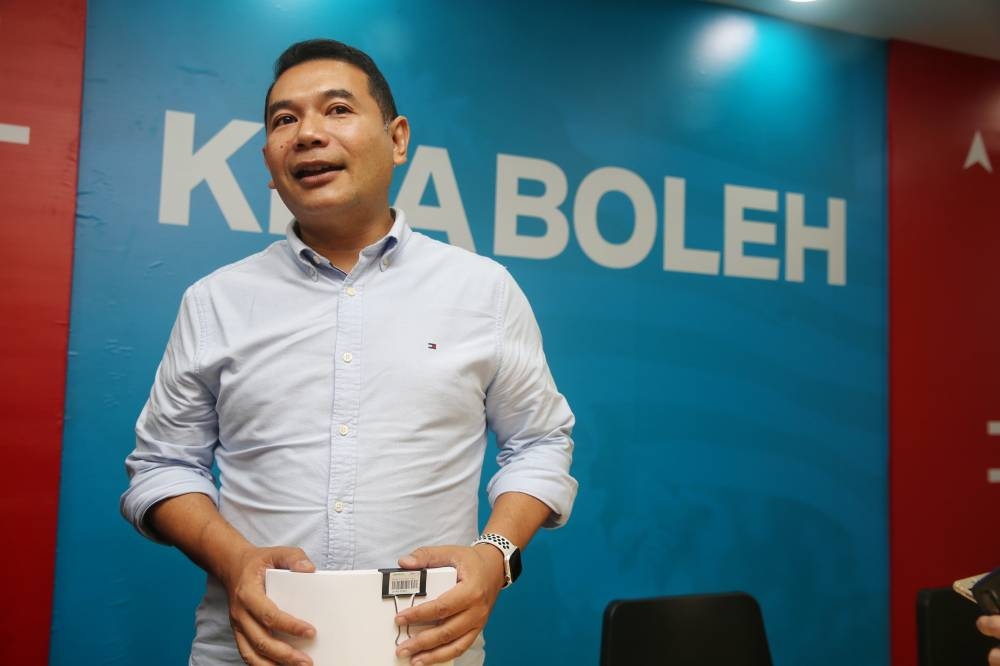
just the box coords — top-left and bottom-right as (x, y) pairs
(272, 115), (295, 127)
(329, 105), (350, 115)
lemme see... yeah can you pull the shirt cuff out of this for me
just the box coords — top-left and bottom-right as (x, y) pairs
(120, 468), (219, 543)
(486, 466), (579, 528)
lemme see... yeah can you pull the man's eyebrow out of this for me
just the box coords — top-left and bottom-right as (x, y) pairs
(267, 89), (359, 121)
(321, 88), (358, 103)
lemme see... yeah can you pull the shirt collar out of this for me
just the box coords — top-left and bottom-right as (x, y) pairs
(285, 208), (411, 276)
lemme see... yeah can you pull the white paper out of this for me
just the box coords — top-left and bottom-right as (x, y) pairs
(265, 567), (457, 666)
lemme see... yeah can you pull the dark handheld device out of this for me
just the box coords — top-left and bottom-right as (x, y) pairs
(954, 568), (1000, 613)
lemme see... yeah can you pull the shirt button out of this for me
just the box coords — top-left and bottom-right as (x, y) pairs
(342, 352), (353, 363)
(345, 286), (357, 297)
(381, 258), (390, 268)
(334, 501), (345, 513)
(338, 424), (349, 436)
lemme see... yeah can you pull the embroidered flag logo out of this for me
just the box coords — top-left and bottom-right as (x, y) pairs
(427, 342), (437, 350)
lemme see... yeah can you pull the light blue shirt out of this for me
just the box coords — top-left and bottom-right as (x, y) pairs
(121, 209), (577, 665)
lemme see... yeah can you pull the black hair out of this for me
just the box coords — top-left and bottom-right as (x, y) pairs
(264, 38), (398, 125)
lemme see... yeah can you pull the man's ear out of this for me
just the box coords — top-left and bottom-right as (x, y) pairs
(389, 115), (410, 166)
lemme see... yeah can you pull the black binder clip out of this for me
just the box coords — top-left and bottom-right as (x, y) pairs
(380, 568), (428, 646)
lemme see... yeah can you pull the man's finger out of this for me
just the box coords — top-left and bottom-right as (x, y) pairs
(402, 626), (479, 666)
(261, 604), (317, 638)
(233, 628), (281, 666)
(238, 618), (313, 666)
(395, 584), (473, 625)
(268, 547), (317, 573)
(399, 546), (456, 569)
(233, 602), (314, 666)
(239, 585), (316, 638)
(398, 614), (465, 654)
(396, 603), (488, 656)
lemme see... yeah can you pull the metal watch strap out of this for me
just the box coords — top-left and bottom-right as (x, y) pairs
(472, 532), (519, 588)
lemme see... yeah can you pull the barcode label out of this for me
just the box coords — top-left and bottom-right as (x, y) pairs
(380, 567), (428, 598)
(390, 572), (421, 594)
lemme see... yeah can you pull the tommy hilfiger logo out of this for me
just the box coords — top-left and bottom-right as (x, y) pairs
(427, 342), (437, 350)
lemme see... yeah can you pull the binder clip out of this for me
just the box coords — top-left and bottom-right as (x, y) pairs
(380, 568), (428, 646)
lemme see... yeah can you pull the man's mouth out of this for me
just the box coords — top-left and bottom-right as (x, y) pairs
(294, 163), (344, 180)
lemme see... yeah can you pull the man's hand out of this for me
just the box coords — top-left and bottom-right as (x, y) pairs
(222, 546), (317, 666)
(977, 616), (1000, 665)
(393, 544), (506, 666)
(145, 494), (320, 665)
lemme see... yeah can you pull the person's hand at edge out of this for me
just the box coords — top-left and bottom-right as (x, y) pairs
(977, 615), (1000, 666)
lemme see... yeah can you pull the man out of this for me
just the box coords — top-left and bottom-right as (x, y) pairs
(121, 39), (576, 666)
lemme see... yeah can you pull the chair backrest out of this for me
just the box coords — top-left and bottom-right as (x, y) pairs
(916, 587), (997, 666)
(600, 591), (773, 666)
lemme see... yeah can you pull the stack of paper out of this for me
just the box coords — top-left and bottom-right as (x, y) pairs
(265, 567), (458, 666)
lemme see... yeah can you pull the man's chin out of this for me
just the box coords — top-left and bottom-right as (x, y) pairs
(286, 196), (362, 223)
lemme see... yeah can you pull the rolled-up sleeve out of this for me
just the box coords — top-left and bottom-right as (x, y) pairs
(485, 271), (577, 528)
(120, 285), (220, 542)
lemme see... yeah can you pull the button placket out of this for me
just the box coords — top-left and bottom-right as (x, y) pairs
(327, 272), (364, 569)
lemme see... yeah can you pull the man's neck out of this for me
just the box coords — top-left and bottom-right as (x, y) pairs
(296, 207), (395, 273)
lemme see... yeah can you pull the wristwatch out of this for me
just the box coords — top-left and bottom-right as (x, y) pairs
(472, 532), (522, 588)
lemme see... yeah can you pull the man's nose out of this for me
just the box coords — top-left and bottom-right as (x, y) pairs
(294, 113), (327, 147)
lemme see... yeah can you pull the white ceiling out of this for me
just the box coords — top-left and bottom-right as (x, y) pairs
(703, 0), (1000, 62)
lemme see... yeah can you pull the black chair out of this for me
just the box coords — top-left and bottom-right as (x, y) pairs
(600, 591), (773, 666)
(917, 587), (997, 666)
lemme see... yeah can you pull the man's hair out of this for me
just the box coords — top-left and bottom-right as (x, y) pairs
(264, 38), (399, 125)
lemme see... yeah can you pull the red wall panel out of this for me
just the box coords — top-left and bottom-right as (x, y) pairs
(0, 1), (85, 663)
(889, 40), (1000, 665)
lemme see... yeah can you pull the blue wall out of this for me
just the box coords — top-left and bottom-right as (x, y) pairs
(53, 1), (887, 664)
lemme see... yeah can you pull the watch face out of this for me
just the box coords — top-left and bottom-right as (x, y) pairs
(509, 547), (522, 583)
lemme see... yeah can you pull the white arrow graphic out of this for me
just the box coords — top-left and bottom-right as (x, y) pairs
(964, 130), (993, 173)
(0, 122), (30, 145)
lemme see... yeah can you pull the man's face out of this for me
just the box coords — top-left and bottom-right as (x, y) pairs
(263, 59), (408, 224)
